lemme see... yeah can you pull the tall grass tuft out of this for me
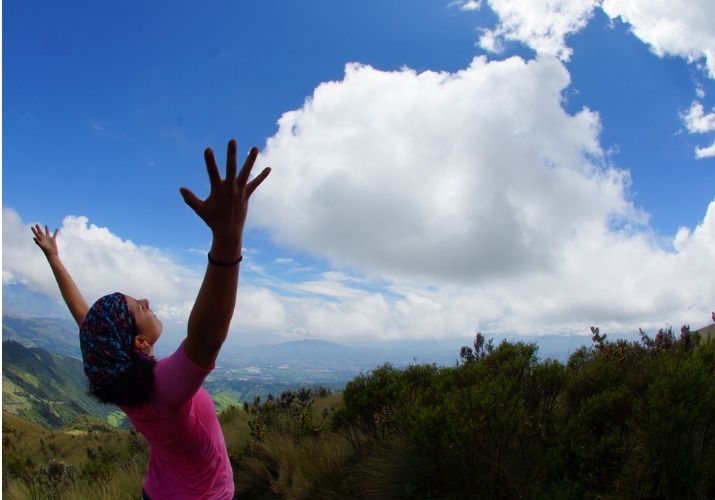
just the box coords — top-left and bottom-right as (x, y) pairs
(232, 389), (353, 499)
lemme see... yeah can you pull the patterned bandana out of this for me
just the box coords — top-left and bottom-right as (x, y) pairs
(79, 292), (137, 399)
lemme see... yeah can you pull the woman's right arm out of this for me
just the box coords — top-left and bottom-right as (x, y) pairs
(31, 224), (89, 327)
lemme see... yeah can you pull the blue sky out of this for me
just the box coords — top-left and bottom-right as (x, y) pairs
(4, 0), (715, 347)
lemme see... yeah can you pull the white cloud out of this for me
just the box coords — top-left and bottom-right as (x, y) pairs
(1, 208), (295, 342)
(472, 1), (715, 78)
(683, 102), (715, 134)
(695, 140), (715, 159)
(255, 57), (638, 284)
(2, 270), (24, 285)
(267, 201), (715, 342)
(4, 192), (714, 344)
(478, 0), (600, 60)
(478, 29), (505, 54)
(292, 279), (366, 300)
(465, 1), (715, 159)
(234, 287), (288, 333)
(2, 209), (201, 324)
(0, 208), (404, 342)
(244, 56), (715, 339)
(682, 101), (715, 158)
(453, 0), (481, 11)
(601, 0), (715, 79)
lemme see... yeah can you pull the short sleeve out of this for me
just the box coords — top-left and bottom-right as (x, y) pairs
(151, 339), (214, 408)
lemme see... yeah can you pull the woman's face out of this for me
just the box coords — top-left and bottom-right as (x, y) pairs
(124, 295), (163, 349)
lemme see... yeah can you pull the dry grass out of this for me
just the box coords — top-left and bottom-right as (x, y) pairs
(3, 392), (355, 499)
(233, 393), (354, 499)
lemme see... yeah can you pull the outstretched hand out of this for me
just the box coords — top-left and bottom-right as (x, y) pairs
(179, 140), (270, 251)
(31, 224), (59, 258)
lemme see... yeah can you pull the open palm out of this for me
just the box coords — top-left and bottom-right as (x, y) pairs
(179, 140), (270, 246)
(31, 224), (59, 258)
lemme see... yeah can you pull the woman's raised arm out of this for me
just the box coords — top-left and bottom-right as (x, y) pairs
(179, 139), (270, 369)
(31, 224), (89, 327)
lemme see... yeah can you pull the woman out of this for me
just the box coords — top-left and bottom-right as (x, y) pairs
(32, 139), (270, 499)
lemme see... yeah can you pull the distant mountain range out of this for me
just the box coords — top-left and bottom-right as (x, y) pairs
(2, 315), (80, 359)
(0, 314), (618, 370)
(220, 334), (601, 368)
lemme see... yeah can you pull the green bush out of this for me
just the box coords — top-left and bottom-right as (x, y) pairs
(328, 326), (715, 499)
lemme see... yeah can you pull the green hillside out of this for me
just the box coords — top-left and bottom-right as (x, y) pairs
(2, 341), (121, 429)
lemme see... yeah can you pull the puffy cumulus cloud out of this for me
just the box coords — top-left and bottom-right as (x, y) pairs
(500, 201), (715, 332)
(254, 56), (638, 285)
(601, 1), (715, 159)
(245, 56), (715, 339)
(468, 1), (715, 159)
(472, 1), (715, 77)
(682, 101), (715, 159)
(261, 201), (715, 342)
(683, 102), (715, 134)
(601, 0), (715, 79)
(477, 0), (600, 60)
(228, 196), (715, 342)
(5, 198), (714, 342)
(2, 208), (200, 324)
(452, 0), (482, 11)
(264, 276), (472, 342)
(2, 208), (294, 341)
(233, 287), (288, 333)
(695, 141), (715, 159)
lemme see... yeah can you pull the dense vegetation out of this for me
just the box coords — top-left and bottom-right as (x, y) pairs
(328, 326), (715, 499)
(2, 412), (146, 499)
(4, 325), (714, 499)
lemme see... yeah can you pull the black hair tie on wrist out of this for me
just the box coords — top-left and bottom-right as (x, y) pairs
(207, 252), (243, 267)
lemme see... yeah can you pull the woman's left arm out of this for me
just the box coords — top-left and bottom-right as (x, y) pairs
(31, 224), (89, 327)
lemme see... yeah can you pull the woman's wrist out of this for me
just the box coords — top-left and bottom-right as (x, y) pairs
(208, 252), (242, 267)
(46, 253), (61, 264)
(209, 237), (242, 264)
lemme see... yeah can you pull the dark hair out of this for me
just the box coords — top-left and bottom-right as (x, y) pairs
(96, 353), (157, 406)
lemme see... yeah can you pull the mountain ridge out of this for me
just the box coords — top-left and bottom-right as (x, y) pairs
(2, 340), (118, 429)
(2, 315), (80, 359)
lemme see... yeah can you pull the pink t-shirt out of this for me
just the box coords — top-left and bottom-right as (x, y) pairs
(121, 341), (234, 499)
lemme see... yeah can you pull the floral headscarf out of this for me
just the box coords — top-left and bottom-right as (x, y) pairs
(79, 292), (137, 399)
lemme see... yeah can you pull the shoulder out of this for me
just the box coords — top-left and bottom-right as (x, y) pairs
(156, 340), (214, 375)
(149, 340), (214, 409)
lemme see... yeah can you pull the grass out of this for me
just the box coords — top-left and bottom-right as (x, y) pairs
(2, 411), (135, 466)
(3, 392), (351, 500)
(3, 458), (146, 500)
(232, 392), (354, 499)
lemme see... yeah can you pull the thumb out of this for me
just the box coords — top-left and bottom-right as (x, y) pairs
(179, 187), (202, 212)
